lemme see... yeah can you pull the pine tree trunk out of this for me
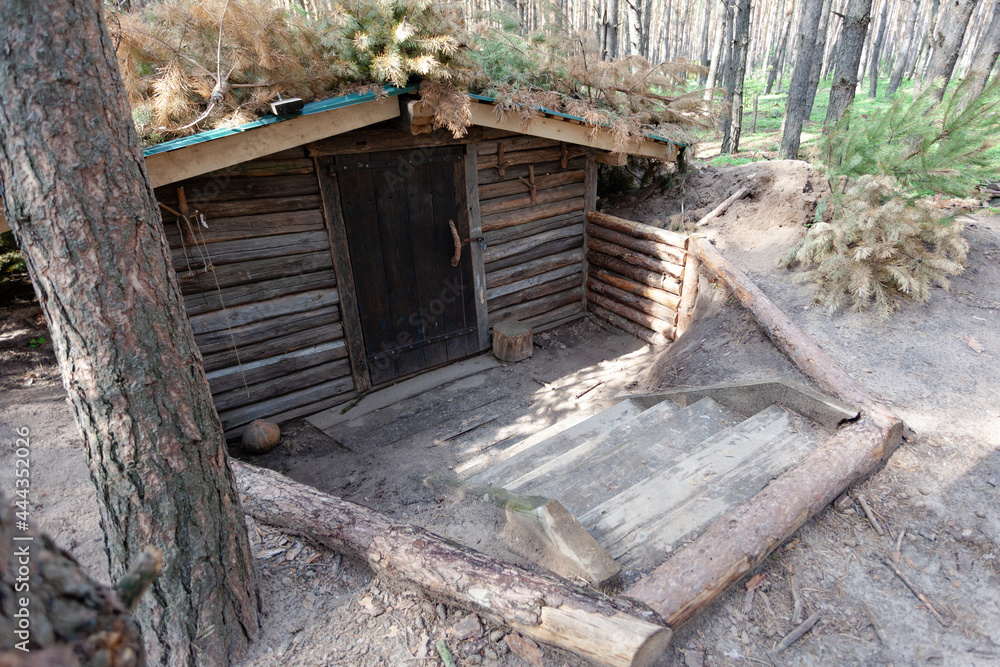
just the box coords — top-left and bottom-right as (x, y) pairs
(626, 0), (642, 55)
(718, 0), (736, 85)
(923, 0), (979, 99)
(966, 0), (1000, 97)
(699, 0), (714, 84)
(641, 0), (654, 57)
(868, 0), (891, 96)
(804, 0), (833, 119)
(825, 0), (874, 126)
(887, 0), (923, 95)
(780, 0), (826, 158)
(765, 20), (791, 93)
(722, 0), (753, 153)
(704, 0), (730, 100)
(0, 2), (261, 665)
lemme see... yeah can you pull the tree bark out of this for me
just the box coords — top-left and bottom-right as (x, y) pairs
(0, 2), (261, 665)
(887, 0), (923, 95)
(780, 0), (826, 158)
(825, 0), (874, 127)
(923, 0), (979, 98)
(722, 0), (753, 153)
(0, 494), (147, 664)
(868, 0), (891, 96)
(965, 0), (1000, 98)
(233, 461), (672, 667)
(704, 0), (730, 100)
(698, 0), (714, 83)
(626, 0), (642, 55)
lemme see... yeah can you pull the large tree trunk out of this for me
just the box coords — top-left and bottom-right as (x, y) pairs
(886, 0), (923, 95)
(825, 0), (874, 126)
(867, 0), (891, 96)
(780, 0), (826, 158)
(722, 0), (753, 153)
(965, 0), (1000, 98)
(923, 0), (979, 98)
(0, 2), (261, 665)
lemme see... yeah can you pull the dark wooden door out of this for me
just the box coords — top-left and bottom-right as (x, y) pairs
(320, 146), (480, 386)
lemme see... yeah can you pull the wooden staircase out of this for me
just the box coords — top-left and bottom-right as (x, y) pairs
(459, 380), (857, 575)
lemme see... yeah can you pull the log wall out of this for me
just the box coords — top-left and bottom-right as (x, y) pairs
(156, 147), (355, 439)
(479, 137), (589, 332)
(585, 210), (694, 346)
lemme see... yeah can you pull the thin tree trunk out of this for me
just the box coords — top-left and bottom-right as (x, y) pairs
(0, 2), (261, 665)
(704, 0), (729, 100)
(868, 0), (891, 95)
(718, 0), (736, 85)
(924, 0), (980, 98)
(825, 0), (874, 126)
(780, 0), (826, 158)
(723, 0), (753, 153)
(626, 0), (642, 55)
(966, 0), (1000, 97)
(887, 0), (922, 95)
(641, 0), (654, 56)
(911, 0), (942, 81)
(804, 0), (833, 119)
(699, 0), (714, 83)
(766, 19), (792, 92)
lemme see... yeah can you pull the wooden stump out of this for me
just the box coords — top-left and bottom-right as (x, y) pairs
(493, 319), (533, 362)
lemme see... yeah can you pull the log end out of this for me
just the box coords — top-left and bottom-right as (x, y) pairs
(493, 319), (533, 362)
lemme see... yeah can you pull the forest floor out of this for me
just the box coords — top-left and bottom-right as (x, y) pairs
(1, 159), (998, 666)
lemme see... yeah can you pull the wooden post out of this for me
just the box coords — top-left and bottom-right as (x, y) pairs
(751, 93), (759, 134)
(465, 143), (491, 352)
(493, 319), (533, 362)
(583, 152), (598, 317)
(675, 236), (701, 336)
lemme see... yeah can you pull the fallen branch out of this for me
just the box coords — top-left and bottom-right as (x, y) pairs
(695, 187), (749, 227)
(855, 493), (884, 536)
(881, 557), (950, 627)
(233, 461), (671, 667)
(773, 612), (820, 654)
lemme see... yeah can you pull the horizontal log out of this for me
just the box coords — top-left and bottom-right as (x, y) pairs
(482, 211), (584, 245)
(196, 306), (340, 355)
(178, 251), (334, 294)
(486, 264), (581, 301)
(172, 230), (330, 268)
(489, 287), (583, 326)
(184, 271), (337, 316)
(189, 289), (339, 335)
(586, 251), (681, 295)
(484, 224), (583, 264)
(587, 238), (684, 279)
(479, 169), (585, 200)
(589, 267), (680, 310)
(485, 236), (583, 274)
(202, 320), (344, 371)
(482, 198), (585, 233)
(477, 146), (564, 171)
(219, 375), (356, 430)
(477, 157), (587, 186)
(481, 183), (588, 217)
(306, 127), (482, 156)
(587, 291), (676, 338)
(155, 174), (319, 206)
(206, 339), (348, 394)
(212, 359), (351, 412)
(258, 147), (308, 159)
(166, 209), (326, 246)
(233, 462), (672, 667)
(477, 136), (560, 156)
(486, 248), (584, 289)
(226, 388), (357, 440)
(586, 210), (688, 249)
(163, 194), (322, 222)
(527, 303), (586, 333)
(586, 222), (686, 265)
(587, 277), (677, 325)
(488, 273), (583, 312)
(217, 158), (314, 178)
(588, 303), (667, 346)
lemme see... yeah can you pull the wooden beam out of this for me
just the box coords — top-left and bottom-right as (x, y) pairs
(466, 143), (491, 351)
(467, 102), (676, 162)
(145, 96), (400, 188)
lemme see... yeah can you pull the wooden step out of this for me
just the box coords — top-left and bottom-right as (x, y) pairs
(516, 397), (743, 516)
(466, 398), (646, 486)
(580, 405), (823, 570)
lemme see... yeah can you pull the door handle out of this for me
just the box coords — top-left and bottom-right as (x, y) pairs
(447, 219), (486, 267)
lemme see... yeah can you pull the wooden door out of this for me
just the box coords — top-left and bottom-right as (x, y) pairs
(319, 146), (481, 386)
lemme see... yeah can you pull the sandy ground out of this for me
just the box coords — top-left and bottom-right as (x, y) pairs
(1, 159), (998, 665)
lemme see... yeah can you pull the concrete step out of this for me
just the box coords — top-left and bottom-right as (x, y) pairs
(513, 397), (744, 516)
(580, 405), (823, 570)
(466, 398), (647, 486)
